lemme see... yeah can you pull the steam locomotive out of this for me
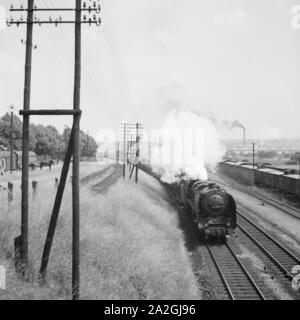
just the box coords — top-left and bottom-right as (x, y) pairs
(179, 179), (237, 239)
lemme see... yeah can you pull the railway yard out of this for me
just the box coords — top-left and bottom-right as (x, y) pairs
(0, 160), (299, 300)
(197, 170), (300, 300)
(139, 164), (300, 300)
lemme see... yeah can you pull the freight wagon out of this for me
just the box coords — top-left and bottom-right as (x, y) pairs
(0, 150), (37, 172)
(219, 161), (300, 198)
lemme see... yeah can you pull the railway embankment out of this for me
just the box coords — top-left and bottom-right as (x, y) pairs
(0, 164), (200, 299)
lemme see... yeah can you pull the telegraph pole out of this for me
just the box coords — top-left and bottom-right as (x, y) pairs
(135, 123), (139, 183)
(21, 0), (34, 272)
(8, 0), (101, 299)
(72, 0), (81, 300)
(252, 142), (255, 170)
(123, 123), (126, 178)
(10, 105), (14, 174)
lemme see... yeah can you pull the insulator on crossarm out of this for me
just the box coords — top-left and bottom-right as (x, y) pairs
(83, 2), (87, 9)
(49, 16), (52, 23)
(55, 19), (58, 27)
(33, 45), (37, 50)
(96, 17), (101, 26)
(10, 4), (14, 10)
(93, 14), (96, 21)
(88, 18), (92, 26)
(83, 15), (87, 21)
(20, 3), (24, 10)
(6, 19), (11, 27)
(20, 15), (23, 22)
(93, 1), (96, 8)
(59, 16), (62, 22)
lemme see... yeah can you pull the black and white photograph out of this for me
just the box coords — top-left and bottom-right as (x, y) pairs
(0, 0), (300, 305)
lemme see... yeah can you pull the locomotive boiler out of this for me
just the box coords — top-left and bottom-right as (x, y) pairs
(179, 179), (236, 239)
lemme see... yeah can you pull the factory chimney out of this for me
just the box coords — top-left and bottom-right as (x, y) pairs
(230, 120), (245, 148)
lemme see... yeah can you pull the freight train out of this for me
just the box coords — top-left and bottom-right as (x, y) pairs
(138, 163), (237, 239)
(178, 179), (237, 239)
(219, 160), (300, 198)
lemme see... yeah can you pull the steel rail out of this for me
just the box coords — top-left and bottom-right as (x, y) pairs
(206, 244), (234, 300)
(226, 242), (266, 300)
(206, 243), (265, 300)
(237, 211), (300, 280)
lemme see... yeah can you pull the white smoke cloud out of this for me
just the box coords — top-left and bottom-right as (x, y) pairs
(146, 109), (225, 183)
(0, 5), (6, 30)
(212, 7), (247, 31)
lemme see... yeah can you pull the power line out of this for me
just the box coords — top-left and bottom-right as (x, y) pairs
(101, 1), (133, 103)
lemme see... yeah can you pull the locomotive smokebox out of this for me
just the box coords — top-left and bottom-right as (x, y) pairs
(179, 178), (237, 239)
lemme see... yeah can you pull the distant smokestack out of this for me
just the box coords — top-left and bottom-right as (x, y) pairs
(230, 120), (245, 147)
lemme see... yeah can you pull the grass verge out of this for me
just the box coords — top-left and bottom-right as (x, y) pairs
(0, 167), (200, 299)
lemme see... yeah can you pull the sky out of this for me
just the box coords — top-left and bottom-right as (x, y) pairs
(0, 0), (300, 141)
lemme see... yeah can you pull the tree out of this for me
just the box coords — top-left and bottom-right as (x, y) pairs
(63, 127), (98, 158)
(80, 130), (98, 157)
(0, 113), (98, 160)
(0, 113), (22, 149)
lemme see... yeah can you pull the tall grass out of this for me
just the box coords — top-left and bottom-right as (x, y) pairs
(0, 166), (200, 299)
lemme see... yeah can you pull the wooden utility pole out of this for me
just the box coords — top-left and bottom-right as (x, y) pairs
(8, 0), (101, 299)
(252, 142), (255, 170)
(10, 105), (14, 173)
(123, 123), (126, 178)
(40, 128), (74, 281)
(252, 142), (255, 185)
(72, 0), (81, 300)
(135, 123), (139, 183)
(21, 0), (34, 272)
(116, 141), (119, 164)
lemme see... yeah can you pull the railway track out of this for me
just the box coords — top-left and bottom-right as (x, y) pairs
(206, 242), (266, 300)
(237, 211), (300, 283)
(80, 164), (113, 185)
(92, 164), (122, 193)
(210, 174), (300, 220)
